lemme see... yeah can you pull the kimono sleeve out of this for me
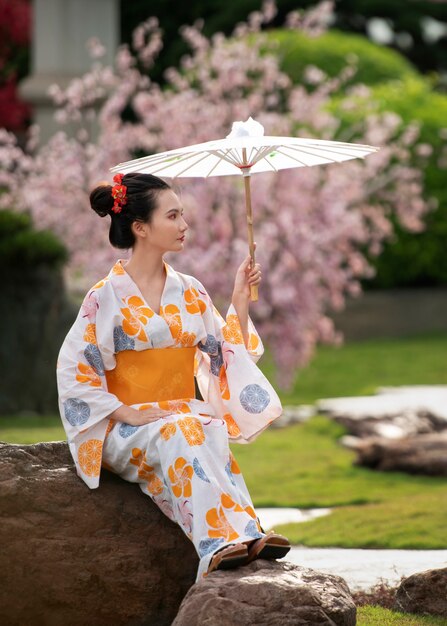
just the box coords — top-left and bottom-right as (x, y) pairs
(193, 280), (282, 443)
(56, 289), (123, 488)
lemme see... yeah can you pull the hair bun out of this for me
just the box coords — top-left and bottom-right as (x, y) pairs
(90, 183), (114, 218)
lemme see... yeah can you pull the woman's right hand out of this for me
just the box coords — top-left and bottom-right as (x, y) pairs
(109, 404), (170, 426)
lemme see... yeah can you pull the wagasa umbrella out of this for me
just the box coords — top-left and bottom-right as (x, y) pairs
(111, 117), (379, 301)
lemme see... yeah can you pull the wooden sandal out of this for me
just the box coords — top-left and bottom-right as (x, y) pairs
(207, 542), (249, 573)
(246, 530), (291, 563)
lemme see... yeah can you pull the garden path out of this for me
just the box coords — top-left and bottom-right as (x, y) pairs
(258, 506), (447, 591)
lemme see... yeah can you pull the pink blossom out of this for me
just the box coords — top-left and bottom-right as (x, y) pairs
(0, 1), (435, 388)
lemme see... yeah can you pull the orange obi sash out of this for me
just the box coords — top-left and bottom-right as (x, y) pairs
(105, 347), (196, 405)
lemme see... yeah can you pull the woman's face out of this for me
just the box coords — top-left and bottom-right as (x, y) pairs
(134, 188), (188, 253)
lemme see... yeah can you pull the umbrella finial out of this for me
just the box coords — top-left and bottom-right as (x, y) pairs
(226, 116), (264, 139)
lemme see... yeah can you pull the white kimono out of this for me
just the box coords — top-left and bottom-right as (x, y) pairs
(57, 259), (283, 580)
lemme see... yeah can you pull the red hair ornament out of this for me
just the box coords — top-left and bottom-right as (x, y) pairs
(111, 173), (127, 214)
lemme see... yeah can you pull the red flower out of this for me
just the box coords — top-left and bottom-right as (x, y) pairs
(111, 173), (127, 214)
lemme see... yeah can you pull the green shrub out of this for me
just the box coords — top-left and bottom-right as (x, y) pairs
(330, 77), (447, 287)
(264, 28), (447, 288)
(267, 29), (418, 89)
(0, 210), (71, 414)
(0, 209), (68, 270)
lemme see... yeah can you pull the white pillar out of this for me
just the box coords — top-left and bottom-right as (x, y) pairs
(19, 0), (119, 143)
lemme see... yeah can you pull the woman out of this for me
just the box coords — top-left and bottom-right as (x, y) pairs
(56, 172), (290, 582)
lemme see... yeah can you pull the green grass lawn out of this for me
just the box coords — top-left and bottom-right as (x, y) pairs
(0, 414), (65, 444)
(263, 332), (447, 405)
(357, 606), (447, 626)
(232, 416), (447, 549)
(1, 333), (447, 551)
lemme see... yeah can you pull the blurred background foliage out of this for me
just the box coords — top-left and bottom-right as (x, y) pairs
(121, 0), (447, 84)
(0, 210), (67, 269)
(0, 211), (71, 414)
(2, 0), (446, 290)
(122, 1), (447, 289)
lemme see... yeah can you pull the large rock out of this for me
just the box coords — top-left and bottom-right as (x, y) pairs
(0, 441), (357, 626)
(394, 567), (447, 617)
(173, 560), (356, 626)
(0, 441), (197, 626)
(351, 432), (447, 476)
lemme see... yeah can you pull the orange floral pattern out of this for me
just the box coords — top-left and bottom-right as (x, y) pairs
(178, 331), (197, 347)
(222, 315), (244, 344)
(129, 447), (144, 467)
(146, 472), (164, 496)
(129, 448), (153, 478)
(184, 287), (207, 315)
(168, 456), (193, 498)
(75, 362), (101, 387)
(92, 278), (108, 290)
(83, 323), (97, 345)
(219, 368), (230, 400)
(160, 422), (177, 441)
(221, 492), (257, 524)
(158, 399), (191, 413)
(206, 504), (239, 541)
(78, 439), (103, 476)
(129, 448), (164, 495)
(221, 492), (244, 512)
(248, 333), (259, 352)
(160, 303), (182, 340)
(223, 413), (241, 437)
(112, 262), (125, 275)
(229, 451), (241, 474)
(120, 295), (154, 342)
(178, 417), (205, 446)
(105, 419), (115, 437)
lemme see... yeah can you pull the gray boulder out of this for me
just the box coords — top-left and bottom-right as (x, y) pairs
(352, 432), (447, 476)
(0, 441), (357, 626)
(394, 567), (447, 617)
(173, 559), (356, 626)
(0, 440), (197, 626)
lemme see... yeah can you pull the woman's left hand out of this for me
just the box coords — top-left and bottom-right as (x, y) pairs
(232, 243), (262, 302)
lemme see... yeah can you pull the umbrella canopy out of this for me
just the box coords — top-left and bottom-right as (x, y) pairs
(111, 117), (379, 300)
(111, 127), (378, 179)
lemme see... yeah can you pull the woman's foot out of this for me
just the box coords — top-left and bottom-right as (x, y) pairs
(246, 530), (291, 563)
(207, 542), (249, 574)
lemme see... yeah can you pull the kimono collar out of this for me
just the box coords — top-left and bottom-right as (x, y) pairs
(107, 258), (183, 316)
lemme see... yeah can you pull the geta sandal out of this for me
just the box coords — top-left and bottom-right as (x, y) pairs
(246, 530), (291, 563)
(207, 542), (248, 573)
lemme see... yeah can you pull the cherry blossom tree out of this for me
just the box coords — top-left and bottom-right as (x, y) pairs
(0, 1), (432, 387)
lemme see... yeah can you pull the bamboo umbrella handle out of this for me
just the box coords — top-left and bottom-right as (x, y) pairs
(243, 171), (258, 302)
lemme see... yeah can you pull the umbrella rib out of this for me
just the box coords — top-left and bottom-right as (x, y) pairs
(261, 156), (279, 173)
(276, 145), (371, 164)
(252, 145), (281, 164)
(144, 151), (210, 176)
(206, 149), (241, 167)
(285, 144), (375, 159)
(114, 150), (187, 171)
(204, 154), (228, 177)
(173, 151), (219, 177)
(217, 148), (242, 166)
(297, 139), (379, 150)
(272, 148), (313, 167)
(305, 143), (375, 155)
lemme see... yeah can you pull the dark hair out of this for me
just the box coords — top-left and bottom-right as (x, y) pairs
(89, 173), (171, 249)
